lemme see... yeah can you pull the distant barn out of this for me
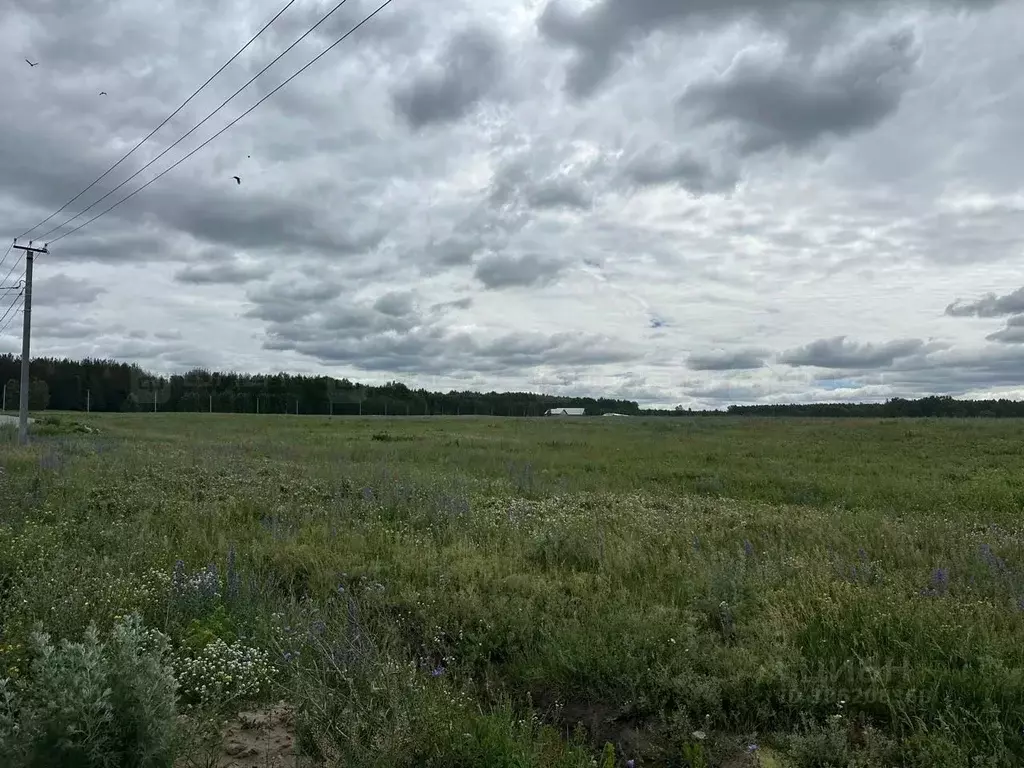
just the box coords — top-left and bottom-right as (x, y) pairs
(544, 407), (586, 416)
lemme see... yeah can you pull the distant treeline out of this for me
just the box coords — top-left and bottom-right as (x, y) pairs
(0, 354), (641, 416)
(2, 355), (1021, 418)
(646, 396), (1024, 418)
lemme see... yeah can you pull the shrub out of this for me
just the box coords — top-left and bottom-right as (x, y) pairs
(171, 638), (272, 712)
(0, 614), (176, 768)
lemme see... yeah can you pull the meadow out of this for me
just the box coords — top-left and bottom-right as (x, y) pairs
(2, 413), (1024, 767)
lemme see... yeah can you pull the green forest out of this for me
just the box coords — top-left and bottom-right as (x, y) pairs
(3, 354), (1024, 417)
(0, 354), (640, 416)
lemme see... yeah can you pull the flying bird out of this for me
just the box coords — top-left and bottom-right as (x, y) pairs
(99, 91), (107, 96)
(25, 59), (38, 67)
(232, 176), (241, 185)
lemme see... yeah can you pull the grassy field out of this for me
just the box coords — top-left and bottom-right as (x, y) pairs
(2, 413), (1024, 767)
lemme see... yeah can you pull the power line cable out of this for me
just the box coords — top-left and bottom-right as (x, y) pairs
(0, 258), (24, 290)
(0, 292), (24, 335)
(50, 0), (396, 246)
(0, 241), (12, 274)
(38, 0), (358, 243)
(17, 0), (299, 241)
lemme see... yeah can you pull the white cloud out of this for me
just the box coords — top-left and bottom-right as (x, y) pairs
(1, 0), (1023, 407)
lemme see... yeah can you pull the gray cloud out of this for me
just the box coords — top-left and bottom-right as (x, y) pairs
(267, 324), (638, 375)
(430, 297), (473, 312)
(392, 26), (504, 128)
(679, 26), (920, 157)
(538, 0), (1003, 98)
(33, 317), (107, 340)
(373, 290), (416, 316)
(780, 335), (926, 369)
(473, 253), (565, 290)
(175, 258), (271, 286)
(33, 273), (106, 306)
(623, 147), (738, 194)
(525, 179), (594, 211)
(488, 154), (601, 214)
(986, 315), (1024, 344)
(244, 279), (346, 324)
(946, 286), (1024, 318)
(688, 348), (770, 371)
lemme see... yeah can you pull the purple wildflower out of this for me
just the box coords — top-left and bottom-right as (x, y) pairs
(980, 544), (1007, 573)
(921, 567), (950, 597)
(743, 540), (755, 558)
(747, 743), (759, 752)
(693, 536), (701, 552)
(626, 760), (635, 768)
(431, 665), (446, 677)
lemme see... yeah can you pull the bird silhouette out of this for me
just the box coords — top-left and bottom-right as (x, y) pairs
(25, 59), (38, 67)
(99, 91), (107, 96)
(232, 176), (241, 185)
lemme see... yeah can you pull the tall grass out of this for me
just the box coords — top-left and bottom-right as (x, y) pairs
(1, 414), (1023, 765)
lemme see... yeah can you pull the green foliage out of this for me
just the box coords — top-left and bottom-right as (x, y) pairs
(0, 615), (176, 768)
(3, 378), (49, 412)
(179, 605), (237, 652)
(4, 415), (1024, 764)
(681, 741), (708, 768)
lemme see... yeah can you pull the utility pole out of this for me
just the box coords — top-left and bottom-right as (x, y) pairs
(12, 241), (46, 446)
(86, 389), (90, 413)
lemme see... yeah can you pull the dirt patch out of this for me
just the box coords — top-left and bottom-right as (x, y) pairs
(213, 703), (315, 768)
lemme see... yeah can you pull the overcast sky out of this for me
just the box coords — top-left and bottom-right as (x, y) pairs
(1, 0), (1023, 409)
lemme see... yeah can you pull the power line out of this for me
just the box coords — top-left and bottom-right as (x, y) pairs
(50, 0), (396, 246)
(17, 0), (299, 241)
(0, 241), (13, 274)
(0, 258), (24, 290)
(38, 0), (357, 243)
(0, 292), (23, 336)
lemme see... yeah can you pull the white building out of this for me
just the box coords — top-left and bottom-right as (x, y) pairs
(544, 407), (586, 416)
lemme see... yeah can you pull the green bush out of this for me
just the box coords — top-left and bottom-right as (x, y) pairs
(0, 614), (176, 768)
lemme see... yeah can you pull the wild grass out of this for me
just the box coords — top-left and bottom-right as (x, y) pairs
(2, 413), (1024, 766)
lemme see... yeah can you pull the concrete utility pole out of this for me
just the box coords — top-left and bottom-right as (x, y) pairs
(12, 241), (46, 446)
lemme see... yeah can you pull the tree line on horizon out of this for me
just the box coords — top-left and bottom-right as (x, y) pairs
(1, 355), (1021, 418)
(0, 354), (640, 416)
(652, 395), (1024, 418)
